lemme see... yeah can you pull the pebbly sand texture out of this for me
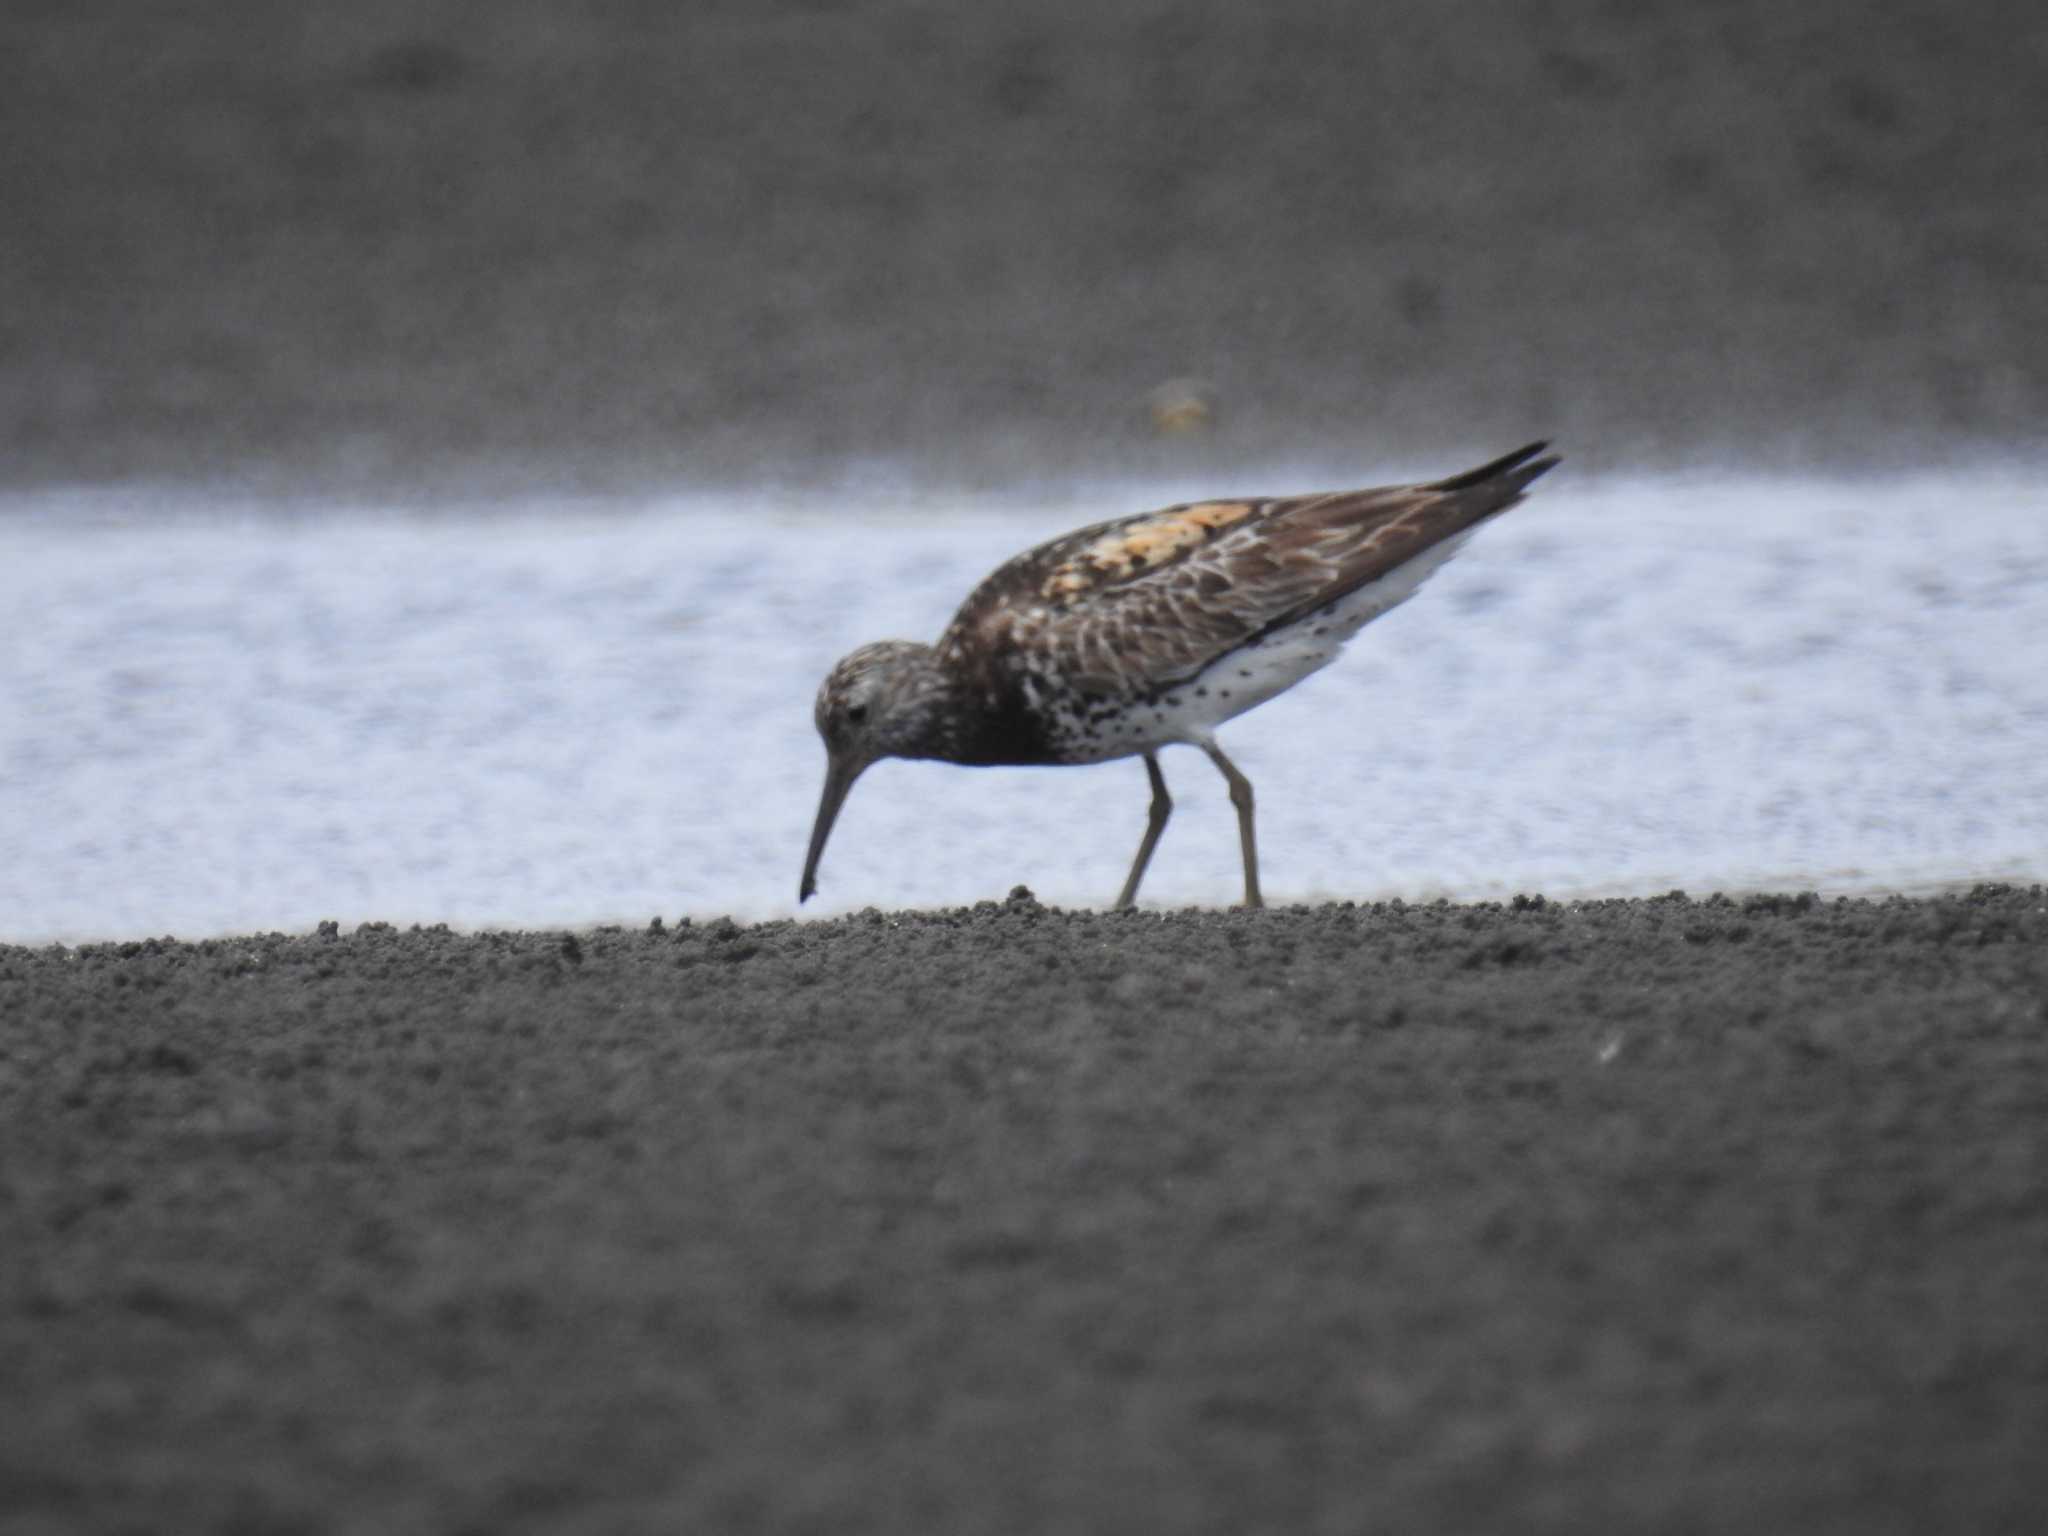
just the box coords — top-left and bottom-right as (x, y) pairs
(5, 888), (2047, 1532)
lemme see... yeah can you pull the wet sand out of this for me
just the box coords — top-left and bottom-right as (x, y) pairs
(5, 888), (2046, 1531)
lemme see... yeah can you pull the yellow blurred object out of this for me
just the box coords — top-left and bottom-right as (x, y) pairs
(1146, 378), (1217, 437)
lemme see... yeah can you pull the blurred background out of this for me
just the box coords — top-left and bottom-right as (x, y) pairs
(3, 1), (2045, 938)
(4, 0), (2044, 494)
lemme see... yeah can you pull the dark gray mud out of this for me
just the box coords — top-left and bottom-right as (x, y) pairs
(4, 888), (2047, 1532)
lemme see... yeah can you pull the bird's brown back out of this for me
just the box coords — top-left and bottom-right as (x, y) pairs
(937, 443), (1558, 698)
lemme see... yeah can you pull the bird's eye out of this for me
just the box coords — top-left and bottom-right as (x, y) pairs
(846, 703), (868, 724)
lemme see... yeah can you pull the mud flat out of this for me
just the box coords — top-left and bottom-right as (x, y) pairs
(4, 887), (2047, 1531)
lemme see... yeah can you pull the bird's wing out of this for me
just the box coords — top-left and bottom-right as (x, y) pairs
(938, 443), (1557, 695)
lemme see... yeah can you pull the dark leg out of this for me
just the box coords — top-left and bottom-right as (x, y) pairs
(1202, 741), (1262, 909)
(1114, 753), (1173, 909)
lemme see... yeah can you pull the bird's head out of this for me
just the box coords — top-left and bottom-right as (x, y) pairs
(800, 640), (949, 903)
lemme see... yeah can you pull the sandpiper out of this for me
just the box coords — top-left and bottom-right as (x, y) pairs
(801, 441), (1560, 909)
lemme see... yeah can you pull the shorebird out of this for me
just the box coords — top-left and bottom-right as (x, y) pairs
(801, 441), (1560, 909)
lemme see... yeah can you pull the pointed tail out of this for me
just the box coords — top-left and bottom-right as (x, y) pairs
(1428, 440), (1561, 496)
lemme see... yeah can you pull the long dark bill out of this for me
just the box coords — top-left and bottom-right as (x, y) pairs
(799, 754), (867, 903)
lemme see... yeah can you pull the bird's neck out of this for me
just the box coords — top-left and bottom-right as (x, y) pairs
(889, 645), (1051, 768)
(879, 646), (976, 763)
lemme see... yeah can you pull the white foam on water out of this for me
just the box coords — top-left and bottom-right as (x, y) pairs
(2, 466), (2043, 942)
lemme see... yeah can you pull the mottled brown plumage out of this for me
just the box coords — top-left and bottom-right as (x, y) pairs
(802, 442), (1560, 908)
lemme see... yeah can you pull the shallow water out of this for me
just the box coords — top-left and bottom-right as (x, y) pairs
(3, 468), (2044, 942)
